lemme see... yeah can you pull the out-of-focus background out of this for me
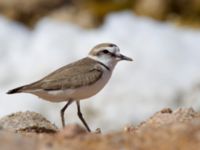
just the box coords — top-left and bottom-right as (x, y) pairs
(1, 0), (200, 132)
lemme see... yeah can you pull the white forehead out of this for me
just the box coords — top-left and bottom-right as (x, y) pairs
(106, 45), (120, 53)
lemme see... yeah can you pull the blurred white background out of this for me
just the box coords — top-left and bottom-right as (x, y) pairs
(1, 11), (200, 132)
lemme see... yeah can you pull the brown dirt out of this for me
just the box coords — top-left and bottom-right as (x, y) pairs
(0, 108), (200, 150)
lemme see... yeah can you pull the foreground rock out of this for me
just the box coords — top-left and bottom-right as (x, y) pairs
(0, 108), (200, 150)
(137, 107), (200, 129)
(0, 111), (58, 133)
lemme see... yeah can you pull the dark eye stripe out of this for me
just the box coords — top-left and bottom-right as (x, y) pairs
(102, 49), (109, 54)
(97, 49), (115, 56)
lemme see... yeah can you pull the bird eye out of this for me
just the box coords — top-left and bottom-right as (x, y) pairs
(102, 50), (109, 54)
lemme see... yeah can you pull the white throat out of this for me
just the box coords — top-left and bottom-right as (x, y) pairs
(88, 55), (118, 71)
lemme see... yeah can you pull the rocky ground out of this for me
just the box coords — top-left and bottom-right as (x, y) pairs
(0, 108), (200, 150)
(0, 0), (200, 28)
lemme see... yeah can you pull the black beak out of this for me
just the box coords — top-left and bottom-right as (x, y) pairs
(118, 54), (133, 61)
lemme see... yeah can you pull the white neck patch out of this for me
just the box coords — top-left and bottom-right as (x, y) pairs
(88, 55), (118, 71)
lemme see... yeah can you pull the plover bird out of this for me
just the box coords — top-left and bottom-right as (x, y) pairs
(7, 43), (133, 132)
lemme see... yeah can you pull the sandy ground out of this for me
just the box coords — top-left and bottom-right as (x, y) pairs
(0, 107), (200, 150)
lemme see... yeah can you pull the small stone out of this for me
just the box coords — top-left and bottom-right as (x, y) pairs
(94, 128), (101, 134)
(124, 124), (135, 133)
(161, 108), (173, 113)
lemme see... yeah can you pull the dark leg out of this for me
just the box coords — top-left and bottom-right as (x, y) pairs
(76, 101), (91, 132)
(60, 100), (73, 128)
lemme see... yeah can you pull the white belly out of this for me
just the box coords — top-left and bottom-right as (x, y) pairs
(30, 70), (112, 102)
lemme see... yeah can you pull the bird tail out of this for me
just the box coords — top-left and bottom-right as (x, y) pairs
(7, 86), (25, 94)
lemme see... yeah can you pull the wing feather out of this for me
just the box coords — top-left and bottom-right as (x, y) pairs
(22, 58), (103, 91)
(41, 67), (103, 90)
